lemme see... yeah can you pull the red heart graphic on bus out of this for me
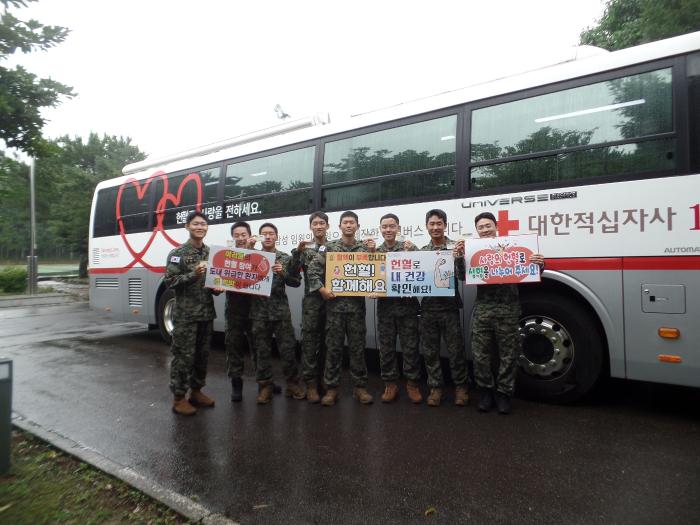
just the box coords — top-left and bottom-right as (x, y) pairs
(211, 249), (270, 289)
(116, 172), (169, 270)
(156, 173), (202, 248)
(469, 245), (534, 284)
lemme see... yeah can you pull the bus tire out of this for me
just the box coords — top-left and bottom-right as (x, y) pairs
(157, 289), (176, 345)
(516, 293), (604, 403)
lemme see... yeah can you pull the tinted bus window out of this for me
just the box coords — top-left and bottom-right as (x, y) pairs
(471, 139), (675, 189)
(324, 168), (454, 209)
(93, 187), (118, 237)
(322, 115), (457, 207)
(158, 167), (221, 229)
(323, 116), (457, 184)
(470, 68), (674, 190)
(225, 147), (314, 199)
(472, 68), (672, 161)
(223, 147), (314, 220)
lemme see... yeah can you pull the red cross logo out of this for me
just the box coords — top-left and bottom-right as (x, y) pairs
(497, 210), (520, 236)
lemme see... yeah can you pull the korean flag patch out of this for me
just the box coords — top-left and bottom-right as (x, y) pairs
(170, 255), (181, 263)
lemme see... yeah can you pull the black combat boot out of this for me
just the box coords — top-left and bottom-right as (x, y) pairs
(495, 392), (511, 415)
(231, 377), (243, 402)
(477, 388), (494, 412)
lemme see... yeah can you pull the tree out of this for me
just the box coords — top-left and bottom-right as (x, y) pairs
(580, 0), (700, 51)
(0, 134), (145, 274)
(0, 151), (29, 260)
(0, 0), (75, 155)
(41, 134), (146, 275)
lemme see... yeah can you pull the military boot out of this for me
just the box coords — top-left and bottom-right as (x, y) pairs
(478, 388), (494, 412)
(495, 392), (512, 415)
(231, 377), (243, 402)
(321, 388), (338, 406)
(406, 380), (423, 404)
(285, 380), (306, 400)
(189, 389), (215, 407)
(306, 382), (321, 404)
(352, 387), (374, 405)
(256, 382), (274, 404)
(454, 385), (469, 407)
(381, 382), (399, 403)
(172, 396), (196, 416)
(426, 388), (442, 407)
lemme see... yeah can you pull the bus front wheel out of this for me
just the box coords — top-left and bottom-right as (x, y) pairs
(516, 293), (604, 403)
(157, 289), (175, 345)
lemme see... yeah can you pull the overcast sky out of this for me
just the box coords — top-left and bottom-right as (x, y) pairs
(10, 0), (605, 161)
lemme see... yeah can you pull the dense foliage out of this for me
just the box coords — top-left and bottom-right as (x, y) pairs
(0, 265), (27, 292)
(580, 0), (700, 51)
(0, 0), (75, 155)
(0, 134), (145, 273)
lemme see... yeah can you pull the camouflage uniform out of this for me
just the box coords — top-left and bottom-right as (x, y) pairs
(307, 239), (369, 389)
(420, 239), (468, 388)
(289, 241), (327, 384)
(376, 241), (421, 382)
(250, 250), (301, 383)
(164, 241), (218, 397)
(224, 291), (252, 379)
(471, 283), (521, 396)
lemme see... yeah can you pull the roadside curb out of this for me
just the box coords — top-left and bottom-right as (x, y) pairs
(0, 293), (80, 308)
(12, 414), (238, 525)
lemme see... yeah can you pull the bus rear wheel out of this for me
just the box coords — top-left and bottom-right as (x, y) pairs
(157, 289), (175, 345)
(516, 293), (604, 403)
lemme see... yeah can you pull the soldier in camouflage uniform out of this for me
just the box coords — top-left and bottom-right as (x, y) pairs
(250, 222), (305, 404)
(307, 210), (375, 406)
(468, 211), (544, 415)
(224, 221), (256, 402)
(165, 211), (221, 416)
(289, 211), (330, 403)
(421, 209), (469, 407)
(375, 213), (423, 404)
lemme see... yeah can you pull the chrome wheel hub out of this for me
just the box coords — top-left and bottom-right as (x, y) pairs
(518, 315), (574, 378)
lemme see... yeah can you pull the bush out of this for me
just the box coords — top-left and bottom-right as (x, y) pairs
(0, 267), (28, 293)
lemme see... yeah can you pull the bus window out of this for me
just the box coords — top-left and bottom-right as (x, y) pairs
(470, 68), (674, 189)
(223, 146), (314, 220)
(322, 115), (457, 208)
(688, 52), (700, 173)
(93, 187), (118, 237)
(116, 181), (152, 234)
(159, 167), (221, 229)
(471, 138), (676, 189)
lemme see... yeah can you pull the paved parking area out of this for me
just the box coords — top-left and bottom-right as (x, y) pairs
(4, 302), (700, 524)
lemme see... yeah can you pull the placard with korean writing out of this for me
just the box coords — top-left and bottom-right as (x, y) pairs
(325, 252), (387, 297)
(385, 251), (456, 297)
(204, 245), (275, 296)
(464, 234), (541, 285)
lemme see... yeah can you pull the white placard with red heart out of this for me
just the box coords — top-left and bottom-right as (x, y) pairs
(464, 234), (541, 285)
(204, 245), (275, 296)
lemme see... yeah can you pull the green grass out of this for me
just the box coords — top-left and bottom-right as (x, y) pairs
(0, 263), (79, 276)
(0, 430), (192, 525)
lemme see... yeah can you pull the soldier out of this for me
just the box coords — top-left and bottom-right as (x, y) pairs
(165, 211), (221, 416)
(374, 213), (423, 403)
(289, 211), (330, 403)
(307, 211), (375, 406)
(224, 221), (256, 402)
(250, 222), (305, 404)
(420, 208), (469, 407)
(467, 211), (544, 414)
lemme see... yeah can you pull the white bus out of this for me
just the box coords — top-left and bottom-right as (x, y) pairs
(89, 32), (700, 402)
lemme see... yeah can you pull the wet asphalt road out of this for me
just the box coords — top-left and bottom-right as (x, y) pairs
(2, 302), (700, 524)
